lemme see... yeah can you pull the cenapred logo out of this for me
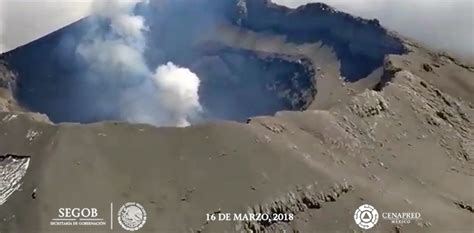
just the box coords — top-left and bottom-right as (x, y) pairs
(354, 204), (379, 229)
(118, 202), (147, 231)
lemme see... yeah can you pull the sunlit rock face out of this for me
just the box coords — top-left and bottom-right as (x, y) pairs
(0, 155), (30, 206)
(0, 0), (405, 125)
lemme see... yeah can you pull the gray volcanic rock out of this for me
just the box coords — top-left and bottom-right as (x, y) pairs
(232, 0), (405, 77)
(0, 1), (473, 233)
(0, 61), (15, 90)
(0, 61), (21, 112)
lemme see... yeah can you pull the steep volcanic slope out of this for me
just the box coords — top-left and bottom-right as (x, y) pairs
(231, 0), (405, 81)
(0, 58), (473, 232)
(0, 0), (473, 233)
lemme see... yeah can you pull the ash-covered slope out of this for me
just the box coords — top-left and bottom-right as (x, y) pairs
(0, 58), (473, 233)
(0, 1), (474, 233)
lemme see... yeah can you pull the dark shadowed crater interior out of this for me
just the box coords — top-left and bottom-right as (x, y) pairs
(0, 0), (405, 124)
(190, 46), (316, 121)
(3, 29), (316, 123)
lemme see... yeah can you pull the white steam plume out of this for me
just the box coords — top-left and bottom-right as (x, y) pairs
(78, 0), (202, 127)
(152, 63), (202, 127)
